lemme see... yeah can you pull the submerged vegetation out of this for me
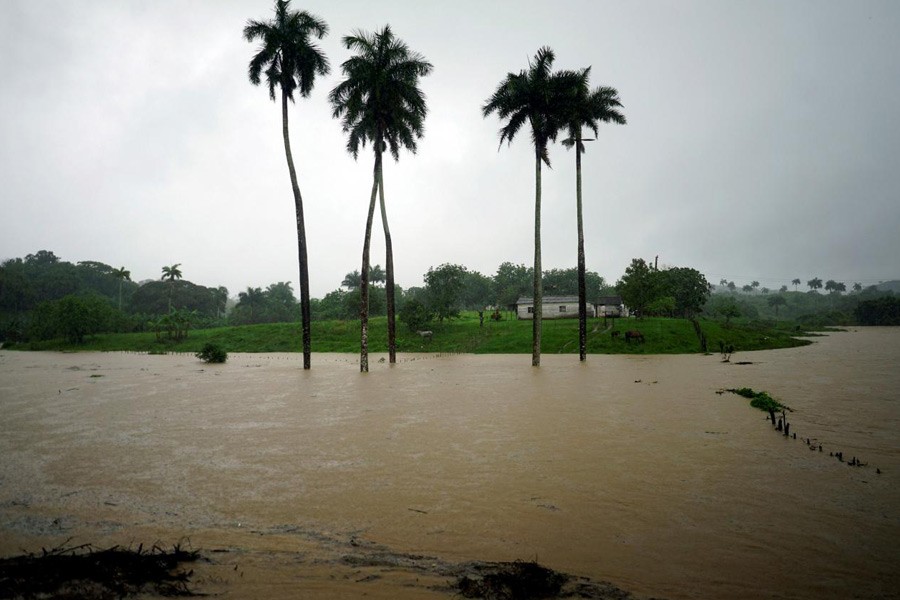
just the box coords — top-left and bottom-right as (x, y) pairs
(726, 387), (789, 413)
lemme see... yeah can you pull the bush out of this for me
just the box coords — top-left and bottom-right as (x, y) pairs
(196, 342), (227, 363)
(399, 298), (434, 332)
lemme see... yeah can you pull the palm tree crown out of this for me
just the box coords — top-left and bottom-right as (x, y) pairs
(161, 264), (182, 282)
(560, 68), (626, 151)
(329, 25), (432, 160)
(243, 0), (330, 102)
(482, 46), (571, 165)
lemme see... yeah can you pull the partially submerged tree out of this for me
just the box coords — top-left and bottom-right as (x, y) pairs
(559, 68), (625, 361)
(244, 0), (330, 369)
(483, 47), (571, 366)
(330, 25), (432, 372)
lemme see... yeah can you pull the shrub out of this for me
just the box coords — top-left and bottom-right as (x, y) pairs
(400, 298), (434, 332)
(196, 342), (227, 363)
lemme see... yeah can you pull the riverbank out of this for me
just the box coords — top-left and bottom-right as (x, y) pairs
(8, 315), (812, 355)
(1, 328), (897, 599)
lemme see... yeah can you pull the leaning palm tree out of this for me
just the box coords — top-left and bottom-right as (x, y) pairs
(560, 69), (625, 361)
(483, 46), (570, 366)
(112, 267), (131, 312)
(244, 0), (329, 370)
(330, 25), (432, 372)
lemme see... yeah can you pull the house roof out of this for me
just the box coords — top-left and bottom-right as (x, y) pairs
(516, 295), (624, 306)
(516, 296), (579, 305)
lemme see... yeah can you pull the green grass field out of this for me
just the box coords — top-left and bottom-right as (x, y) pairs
(14, 313), (811, 355)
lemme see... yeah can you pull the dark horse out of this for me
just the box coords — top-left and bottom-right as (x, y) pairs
(624, 330), (645, 343)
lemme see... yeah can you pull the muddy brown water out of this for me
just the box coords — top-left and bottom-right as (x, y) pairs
(0, 328), (898, 599)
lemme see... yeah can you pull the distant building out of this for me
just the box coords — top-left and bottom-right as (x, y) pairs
(516, 296), (580, 319)
(594, 295), (627, 317)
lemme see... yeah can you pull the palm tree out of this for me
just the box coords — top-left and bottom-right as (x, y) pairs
(112, 267), (131, 312)
(213, 286), (229, 319)
(768, 294), (787, 317)
(244, 0), (330, 370)
(483, 47), (571, 366)
(559, 68), (625, 362)
(238, 287), (265, 321)
(330, 25), (432, 372)
(161, 263), (182, 310)
(792, 278), (801, 291)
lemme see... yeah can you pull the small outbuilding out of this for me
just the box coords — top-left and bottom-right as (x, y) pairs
(594, 295), (627, 318)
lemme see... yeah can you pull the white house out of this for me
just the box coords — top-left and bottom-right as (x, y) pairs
(516, 296), (581, 319)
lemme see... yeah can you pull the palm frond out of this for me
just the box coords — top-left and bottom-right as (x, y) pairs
(243, 2), (329, 102)
(330, 24), (432, 163)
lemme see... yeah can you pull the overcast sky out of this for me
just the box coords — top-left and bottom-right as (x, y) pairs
(1, 0), (898, 299)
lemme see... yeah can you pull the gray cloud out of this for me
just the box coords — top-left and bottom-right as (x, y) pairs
(2, 0), (898, 299)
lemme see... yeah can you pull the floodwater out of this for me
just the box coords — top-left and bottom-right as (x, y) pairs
(0, 328), (898, 599)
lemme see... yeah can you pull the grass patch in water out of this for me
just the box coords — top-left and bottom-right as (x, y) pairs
(727, 387), (789, 412)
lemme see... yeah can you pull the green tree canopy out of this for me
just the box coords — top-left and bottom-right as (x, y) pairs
(424, 263), (468, 323)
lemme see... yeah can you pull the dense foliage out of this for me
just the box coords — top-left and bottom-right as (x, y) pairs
(855, 297), (900, 325)
(615, 259), (710, 318)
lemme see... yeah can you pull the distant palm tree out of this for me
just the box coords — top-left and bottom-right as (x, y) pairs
(807, 277), (823, 293)
(161, 264), (182, 282)
(213, 286), (229, 319)
(483, 47), (571, 367)
(112, 267), (131, 312)
(161, 263), (182, 310)
(559, 67), (625, 362)
(768, 294), (787, 317)
(792, 278), (801, 290)
(244, 0), (330, 370)
(238, 286), (265, 321)
(853, 282), (862, 293)
(341, 265), (385, 290)
(330, 25), (432, 372)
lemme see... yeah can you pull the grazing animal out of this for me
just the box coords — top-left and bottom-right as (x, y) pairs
(416, 330), (433, 341)
(624, 330), (644, 343)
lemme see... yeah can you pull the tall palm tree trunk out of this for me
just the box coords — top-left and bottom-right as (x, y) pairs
(282, 90), (312, 370)
(533, 148), (543, 367)
(576, 134), (587, 362)
(378, 170), (397, 364)
(359, 150), (382, 372)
